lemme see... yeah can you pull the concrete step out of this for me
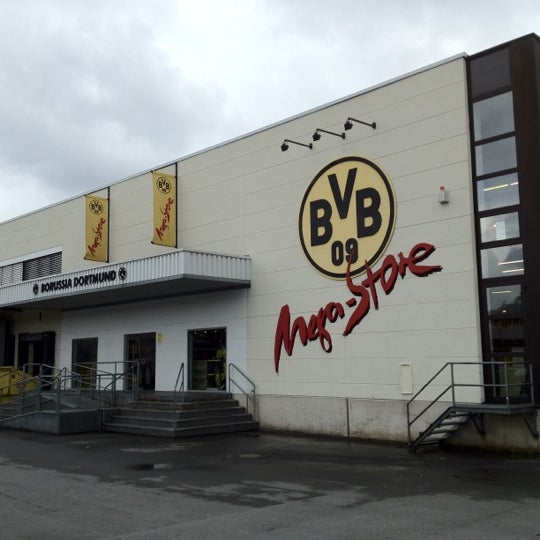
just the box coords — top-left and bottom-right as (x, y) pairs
(102, 420), (258, 438)
(125, 399), (240, 411)
(137, 391), (231, 403)
(107, 412), (253, 428)
(102, 394), (258, 438)
(115, 405), (246, 420)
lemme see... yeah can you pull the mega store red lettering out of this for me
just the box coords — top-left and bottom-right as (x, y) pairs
(155, 197), (175, 241)
(87, 217), (106, 257)
(274, 302), (345, 373)
(344, 242), (442, 336)
(273, 242), (442, 373)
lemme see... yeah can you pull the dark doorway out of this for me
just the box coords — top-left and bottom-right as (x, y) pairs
(72, 338), (98, 389)
(125, 333), (156, 391)
(188, 328), (226, 391)
(18, 332), (55, 376)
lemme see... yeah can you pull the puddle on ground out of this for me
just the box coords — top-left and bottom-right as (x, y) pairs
(121, 442), (202, 454)
(226, 453), (270, 460)
(128, 463), (173, 470)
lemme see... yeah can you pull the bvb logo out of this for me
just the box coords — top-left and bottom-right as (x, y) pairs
(88, 199), (104, 215)
(299, 156), (396, 279)
(156, 176), (171, 194)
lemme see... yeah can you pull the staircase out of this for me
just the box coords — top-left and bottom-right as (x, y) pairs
(102, 392), (258, 438)
(408, 407), (470, 452)
(407, 361), (537, 452)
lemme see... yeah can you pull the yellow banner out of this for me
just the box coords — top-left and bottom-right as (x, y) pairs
(85, 195), (109, 262)
(152, 171), (177, 247)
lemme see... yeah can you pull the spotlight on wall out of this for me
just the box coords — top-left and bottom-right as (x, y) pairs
(280, 139), (313, 152)
(344, 117), (377, 130)
(312, 128), (345, 141)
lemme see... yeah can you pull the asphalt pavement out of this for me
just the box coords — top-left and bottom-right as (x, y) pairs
(0, 428), (539, 539)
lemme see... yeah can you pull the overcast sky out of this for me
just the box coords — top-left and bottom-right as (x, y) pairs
(1, 0), (539, 223)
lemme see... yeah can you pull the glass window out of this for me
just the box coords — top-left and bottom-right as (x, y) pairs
(481, 244), (523, 279)
(480, 212), (520, 243)
(475, 136), (517, 176)
(476, 173), (519, 211)
(473, 92), (514, 141)
(469, 47), (511, 99)
(486, 284), (524, 353)
(489, 357), (529, 398)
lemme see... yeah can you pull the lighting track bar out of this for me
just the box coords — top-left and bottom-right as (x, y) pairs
(281, 139), (313, 152)
(344, 117), (377, 130)
(312, 128), (345, 141)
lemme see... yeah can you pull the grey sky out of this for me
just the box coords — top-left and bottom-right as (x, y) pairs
(1, 0), (538, 222)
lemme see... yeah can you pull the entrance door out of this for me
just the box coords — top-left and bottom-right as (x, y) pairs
(18, 332), (55, 376)
(72, 338), (98, 389)
(125, 333), (156, 391)
(188, 328), (226, 391)
(482, 282), (530, 402)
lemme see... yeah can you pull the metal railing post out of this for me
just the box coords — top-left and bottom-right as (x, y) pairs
(491, 362), (496, 398)
(171, 363), (185, 431)
(228, 363), (256, 421)
(504, 362), (510, 405)
(530, 363), (535, 405)
(450, 363), (456, 406)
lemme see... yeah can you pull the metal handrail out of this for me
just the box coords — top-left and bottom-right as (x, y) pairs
(0, 361), (139, 422)
(0, 367), (81, 418)
(171, 363), (185, 429)
(72, 360), (139, 404)
(94, 372), (122, 407)
(22, 363), (69, 413)
(228, 363), (257, 421)
(407, 361), (534, 444)
(0, 374), (39, 418)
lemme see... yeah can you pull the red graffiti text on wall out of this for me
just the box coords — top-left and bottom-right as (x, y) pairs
(273, 242), (442, 373)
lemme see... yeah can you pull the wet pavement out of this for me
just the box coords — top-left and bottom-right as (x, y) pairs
(0, 428), (539, 539)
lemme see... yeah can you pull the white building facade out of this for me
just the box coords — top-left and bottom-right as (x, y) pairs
(1, 35), (539, 450)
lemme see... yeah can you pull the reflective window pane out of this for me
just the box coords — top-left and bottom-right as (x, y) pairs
(475, 137), (517, 176)
(469, 48), (511, 98)
(481, 244), (523, 279)
(473, 92), (514, 141)
(476, 173), (519, 211)
(480, 212), (520, 243)
(486, 284), (524, 352)
(489, 357), (529, 398)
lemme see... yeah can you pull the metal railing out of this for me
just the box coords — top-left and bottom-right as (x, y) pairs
(407, 361), (534, 444)
(171, 363), (186, 430)
(0, 364), (83, 418)
(0, 361), (140, 423)
(22, 363), (83, 412)
(72, 360), (139, 407)
(228, 363), (256, 421)
(0, 375), (39, 418)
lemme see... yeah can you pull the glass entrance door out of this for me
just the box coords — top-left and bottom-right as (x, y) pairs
(18, 332), (55, 376)
(483, 282), (530, 401)
(188, 328), (226, 391)
(72, 338), (98, 389)
(125, 333), (156, 391)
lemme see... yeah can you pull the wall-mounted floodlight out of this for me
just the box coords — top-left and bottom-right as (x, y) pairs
(344, 117), (376, 130)
(312, 128), (345, 141)
(280, 139), (313, 152)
